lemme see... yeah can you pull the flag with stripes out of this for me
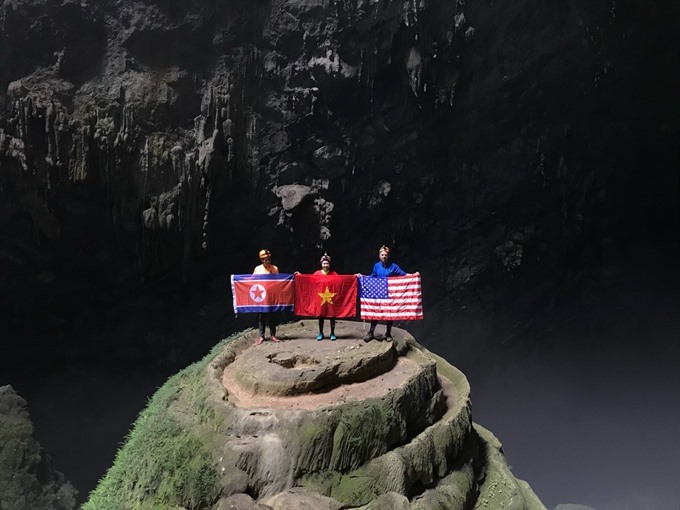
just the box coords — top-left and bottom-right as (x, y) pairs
(230, 274), (295, 313)
(358, 274), (423, 321)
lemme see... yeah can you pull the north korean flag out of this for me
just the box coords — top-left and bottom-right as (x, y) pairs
(294, 274), (357, 318)
(230, 274), (295, 313)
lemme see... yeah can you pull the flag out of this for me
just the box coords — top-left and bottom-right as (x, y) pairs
(230, 274), (295, 313)
(359, 274), (423, 321)
(294, 274), (358, 318)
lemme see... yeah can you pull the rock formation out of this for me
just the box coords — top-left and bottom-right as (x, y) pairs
(1, 0), (676, 364)
(0, 385), (77, 510)
(84, 322), (546, 509)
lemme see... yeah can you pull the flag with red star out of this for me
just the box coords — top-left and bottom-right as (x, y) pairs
(294, 274), (357, 318)
(230, 274), (295, 313)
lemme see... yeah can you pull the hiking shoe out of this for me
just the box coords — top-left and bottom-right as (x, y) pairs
(255, 336), (265, 345)
(385, 334), (394, 342)
(316, 333), (324, 341)
(330, 334), (337, 341)
(270, 336), (281, 343)
(362, 333), (374, 342)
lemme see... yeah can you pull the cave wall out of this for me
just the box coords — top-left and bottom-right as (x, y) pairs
(1, 0), (677, 361)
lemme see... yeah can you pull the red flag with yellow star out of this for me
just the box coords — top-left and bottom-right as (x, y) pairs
(294, 274), (358, 318)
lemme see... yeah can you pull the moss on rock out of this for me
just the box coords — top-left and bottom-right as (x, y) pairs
(82, 324), (546, 510)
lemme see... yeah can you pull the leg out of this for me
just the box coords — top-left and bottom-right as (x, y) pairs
(270, 313), (280, 342)
(317, 318), (325, 340)
(385, 321), (394, 341)
(256, 314), (266, 344)
(363, 321), (377, 342)
(330, 319), (337, 341)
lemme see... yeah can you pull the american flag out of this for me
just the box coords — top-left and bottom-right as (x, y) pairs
(358, 274), (423, 321)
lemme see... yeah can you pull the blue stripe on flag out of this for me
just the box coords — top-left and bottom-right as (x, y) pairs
(236, 304), (294, 313)
(232, 274), (294, 281)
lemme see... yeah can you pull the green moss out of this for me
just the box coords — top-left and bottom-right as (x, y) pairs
(298, 470), (341, 496)
(473, 425), (547, 510)
(410, 464), (475, 510)
(331, 469), (382, 506)
(83, 333), (245, 510)
(330, 402), (396, 472)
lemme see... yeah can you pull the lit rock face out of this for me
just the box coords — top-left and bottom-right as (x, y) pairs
(212, 322), (546, 509)
(1, 0), (675, 361)
(3, 0), (671, 280)
(85, 323), (546, 509)
(0, 385), (77, 510)
(2, 0), (460, 267)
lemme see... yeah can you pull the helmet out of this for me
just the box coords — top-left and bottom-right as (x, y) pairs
(259, 249), (272, 259)
(378, 245), (390, 255)
(320, 253), (331, 263)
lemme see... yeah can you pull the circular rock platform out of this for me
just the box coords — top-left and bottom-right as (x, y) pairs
(222, 320), (423, 408)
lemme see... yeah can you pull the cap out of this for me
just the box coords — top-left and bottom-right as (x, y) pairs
(259, 249), (272, 259)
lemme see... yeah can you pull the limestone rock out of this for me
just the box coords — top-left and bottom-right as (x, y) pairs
(83, 322), (546, 510)
(215, 493), (270, 510)
(0, 385), (77, 510)
(264, 488), (342, 510)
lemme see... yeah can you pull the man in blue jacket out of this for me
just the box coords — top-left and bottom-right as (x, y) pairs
(361, 245), (410, 342)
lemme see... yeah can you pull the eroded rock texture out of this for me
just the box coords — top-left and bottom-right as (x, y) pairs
(1, 1), (677, 361)
(84, 322), (546, 509)
(0, 385), (77, 510)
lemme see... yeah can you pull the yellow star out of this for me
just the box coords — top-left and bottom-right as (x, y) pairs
(318, 286), (337, 305)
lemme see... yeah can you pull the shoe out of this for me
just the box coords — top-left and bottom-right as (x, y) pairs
(271, 336), (281, 343)
(256, 336), (265, 345)
(330, 334), (337, 341)
(316, 333), (324, 341)
(363, 333), (374, 342)
(385, 334), (394, 342)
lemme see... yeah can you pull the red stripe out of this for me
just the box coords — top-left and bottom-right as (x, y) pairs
(234, 279), (295, 306)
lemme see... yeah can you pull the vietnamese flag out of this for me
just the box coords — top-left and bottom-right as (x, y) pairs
(294, 274), (357, 318)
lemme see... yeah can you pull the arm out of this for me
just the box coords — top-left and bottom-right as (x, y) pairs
(391, 263), (407, 276)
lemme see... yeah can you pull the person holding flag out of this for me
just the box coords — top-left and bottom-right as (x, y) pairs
(358, 245), (417, 342)
(253, 249), (281, 345)
(313, 253), (338, 341)
(294, 253), (358, 336)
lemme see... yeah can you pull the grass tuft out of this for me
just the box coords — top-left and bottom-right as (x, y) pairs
(83, 332), (246, 510)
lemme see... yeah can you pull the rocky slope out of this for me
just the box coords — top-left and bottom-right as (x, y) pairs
(0, 385), (77, 510)
(84, 322), (546, 510)
(1, 0), (677, 369)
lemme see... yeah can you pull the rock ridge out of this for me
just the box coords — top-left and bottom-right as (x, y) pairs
(84, 321), (546, 510)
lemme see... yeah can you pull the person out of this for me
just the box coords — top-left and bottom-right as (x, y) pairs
(313, 253), (338, 341)
(360, 245), (410, 342)
(253, 249), (281, 345)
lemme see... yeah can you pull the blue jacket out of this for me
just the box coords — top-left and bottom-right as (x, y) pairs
(370, 262), (406, 277)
